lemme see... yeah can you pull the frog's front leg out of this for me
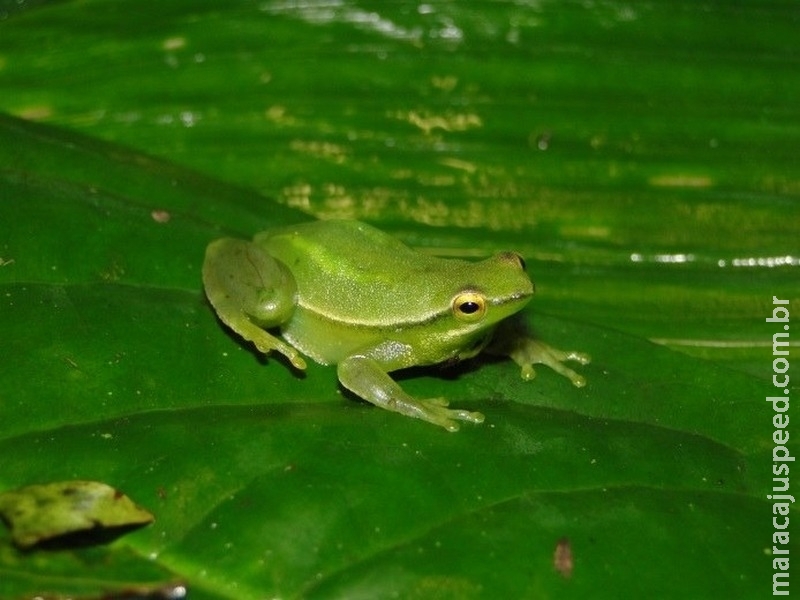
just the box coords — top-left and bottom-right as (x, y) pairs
(487, 317), (589, 387)
(202, 238), (306, 370)
(507, 338), (590, 387)
(338, 356), (484, 432)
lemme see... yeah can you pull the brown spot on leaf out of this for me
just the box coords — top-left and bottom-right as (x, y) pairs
(553, 536), (574, 579)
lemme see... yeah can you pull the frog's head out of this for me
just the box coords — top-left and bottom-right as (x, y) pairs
(449, 251), (534, 327)
(417, 251), (534, 362)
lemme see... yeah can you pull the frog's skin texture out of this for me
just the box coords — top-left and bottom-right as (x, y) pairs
(202, 220), (589, 431)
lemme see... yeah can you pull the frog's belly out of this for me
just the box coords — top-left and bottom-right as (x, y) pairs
(280, 309), (390, 366)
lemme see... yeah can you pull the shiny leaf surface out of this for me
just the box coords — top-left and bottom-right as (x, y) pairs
(0, 1), (798, 598)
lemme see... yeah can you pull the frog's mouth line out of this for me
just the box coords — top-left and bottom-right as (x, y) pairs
(492, 290), (534, 304)
(296, 292), (531, 331)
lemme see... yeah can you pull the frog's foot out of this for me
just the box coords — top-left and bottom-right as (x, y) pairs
(510, 340), (590, 387)
(220, 310), (307, 370)
(245, 320), (307, 370)
(403, 397), (485, 433)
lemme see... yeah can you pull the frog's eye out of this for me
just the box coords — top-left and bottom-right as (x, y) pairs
(452, 292), (487, 322)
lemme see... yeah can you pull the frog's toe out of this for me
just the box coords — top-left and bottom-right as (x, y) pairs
(439, 408), (485, 431)
(520, 364), (536, 381)
(454, 409), (485, 425)
(420, 400), (484, 431)
(252, 336), (307, 370)
(441, 419), (461, 433)
(426, 397), (450, 407)
(544, 360), (586, 388)
(567, 351), (591, 366)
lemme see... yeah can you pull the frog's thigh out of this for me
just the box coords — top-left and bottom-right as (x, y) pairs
(203, 238), (305, 369)
(338, 356), (484, 431)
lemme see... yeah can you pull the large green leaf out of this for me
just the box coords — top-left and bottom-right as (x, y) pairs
(0, 1), (797, 598)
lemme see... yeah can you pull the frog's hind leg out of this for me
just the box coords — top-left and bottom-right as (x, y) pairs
(202, 238), (306, 370)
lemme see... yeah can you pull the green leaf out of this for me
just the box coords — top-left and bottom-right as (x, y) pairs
(0, 108), (789, 600)
(0, 1), (798, 598)
(0, 543), (185, 600)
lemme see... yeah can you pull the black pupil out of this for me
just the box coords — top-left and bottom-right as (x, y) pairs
(460, 301), (481, 314)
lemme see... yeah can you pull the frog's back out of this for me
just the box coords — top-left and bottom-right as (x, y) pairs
(254, 220), (465, 326)
(258, 220), (412, 266)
